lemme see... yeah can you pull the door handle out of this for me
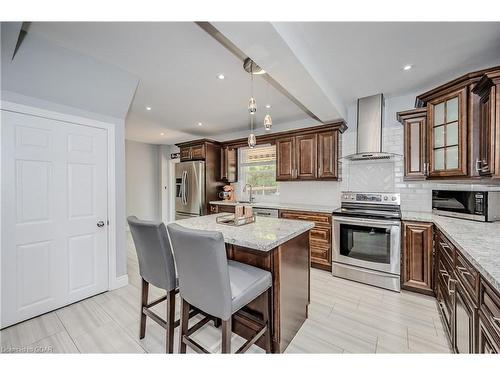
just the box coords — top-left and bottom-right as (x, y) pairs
(97, 221), (105, 228)
(182, 171), (188, 205)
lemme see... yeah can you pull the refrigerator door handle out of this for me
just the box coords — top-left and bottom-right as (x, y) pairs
(182, 170), (188, 205)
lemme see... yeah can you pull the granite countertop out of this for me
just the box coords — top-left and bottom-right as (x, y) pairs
(402, 211), (500, 291)
(209, 200), (337, 214)
(174, 213), (314, 252)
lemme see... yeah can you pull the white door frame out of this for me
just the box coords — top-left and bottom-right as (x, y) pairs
(0, 100), (125, 296)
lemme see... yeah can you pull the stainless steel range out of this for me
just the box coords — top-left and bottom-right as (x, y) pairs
(332, 192), (401, 292)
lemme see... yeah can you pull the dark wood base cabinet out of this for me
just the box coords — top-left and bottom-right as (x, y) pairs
(401, 221), (434, 295)
(431, 227), (500, 353)
(279, 210), (332, 271)
(455, 281), (477, 353)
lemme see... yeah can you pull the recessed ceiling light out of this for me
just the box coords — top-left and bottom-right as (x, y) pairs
(265, 104), (272, 109)
(160, 132), (165, 136)
(197, 122), (203, 126)
(146, 106), (152, 111)
(403, 65), (413, 71)
(217, 73), (225, 80)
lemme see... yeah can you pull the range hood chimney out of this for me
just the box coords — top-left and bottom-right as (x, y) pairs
(344, 93), (399, 160)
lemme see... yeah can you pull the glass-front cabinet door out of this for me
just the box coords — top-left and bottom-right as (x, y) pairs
(428, 88), (468, 177)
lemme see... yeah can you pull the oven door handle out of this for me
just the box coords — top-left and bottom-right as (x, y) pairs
(333, 216), (401, 227)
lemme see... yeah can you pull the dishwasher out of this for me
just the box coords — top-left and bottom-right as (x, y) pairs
(253, 207), (279, 218)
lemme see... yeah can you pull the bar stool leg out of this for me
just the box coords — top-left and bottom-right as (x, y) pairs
(166, 289), (176, 353)
(140, 278), (149, 339)
(263, 289), (272, 353)
(179, 297), (190, 353)
(221, 318), (232, 354)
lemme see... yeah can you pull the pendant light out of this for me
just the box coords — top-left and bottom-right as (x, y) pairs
(247, 63), (257, 148)
(263, 80), (272, 131)
(264, 114), (272, 131)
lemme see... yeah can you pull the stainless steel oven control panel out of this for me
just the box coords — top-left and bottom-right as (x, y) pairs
(341, 192), (400, 206)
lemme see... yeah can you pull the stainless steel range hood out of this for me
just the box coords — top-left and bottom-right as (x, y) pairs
(344, 93), (400, 161)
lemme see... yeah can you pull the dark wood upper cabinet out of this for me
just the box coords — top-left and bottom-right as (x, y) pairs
(275, 125), (344, 181)
(401, 221), (434, 295)
(317, 130), (338, 179)
(397, 108), (428, 180)
(472, 72), (500, 178)
(178, 140), (208, 161)
(427, 88), (468, 178)
(220, 146), (238, 183)
(398, 66), (500, 181)
(276, 137), (296, 181)
(295, 134), (317, 179)
(179, 122), (347, 183)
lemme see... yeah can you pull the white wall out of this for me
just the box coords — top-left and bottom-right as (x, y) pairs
(125, 140), (161, 222)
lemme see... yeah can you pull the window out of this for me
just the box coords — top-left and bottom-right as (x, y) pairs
(239, 145), (278, 196)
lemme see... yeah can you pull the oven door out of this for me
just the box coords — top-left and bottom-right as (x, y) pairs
(332, 216), (401, 275)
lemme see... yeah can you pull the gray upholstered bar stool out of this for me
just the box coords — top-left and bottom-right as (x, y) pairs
(167, 223), (272, 354)
(127, 216), (186, 353)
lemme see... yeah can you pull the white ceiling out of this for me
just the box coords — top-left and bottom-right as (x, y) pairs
(15, 22), (500, 145)
(27, 22), (311, 144)
(271, 22), (500, 104)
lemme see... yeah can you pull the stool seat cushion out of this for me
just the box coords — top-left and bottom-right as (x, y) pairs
(228, 260), (272, 314)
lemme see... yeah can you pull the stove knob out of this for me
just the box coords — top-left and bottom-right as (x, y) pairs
(391, 196), (397, 201)
(383, 196), (388, 201)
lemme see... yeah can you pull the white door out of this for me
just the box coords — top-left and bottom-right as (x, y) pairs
(1, 110), (109, 328)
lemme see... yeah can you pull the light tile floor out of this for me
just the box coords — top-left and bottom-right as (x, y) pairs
(0, 234), (452, 353)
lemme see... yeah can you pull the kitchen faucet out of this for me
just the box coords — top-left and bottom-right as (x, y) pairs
(243, 183), (254, 202)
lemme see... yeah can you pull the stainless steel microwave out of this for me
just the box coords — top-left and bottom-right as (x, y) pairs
(432, 190), (500, 222)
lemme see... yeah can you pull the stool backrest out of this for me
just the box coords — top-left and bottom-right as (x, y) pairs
(127, 216), (176, 292)
(167, 223), (232, 320)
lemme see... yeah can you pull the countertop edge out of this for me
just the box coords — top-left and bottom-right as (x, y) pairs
(209, 200), (336, 214)
(401, 212), (500, 292)
(223, 221), (315, 251)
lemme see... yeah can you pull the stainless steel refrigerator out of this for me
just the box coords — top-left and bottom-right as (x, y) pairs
(175, 161), (206, 220)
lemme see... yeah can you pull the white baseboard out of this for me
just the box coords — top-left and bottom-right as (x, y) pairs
(110, 274), (129, 290)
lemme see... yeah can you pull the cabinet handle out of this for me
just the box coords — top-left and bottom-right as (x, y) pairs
(440, 242), (451, 251)
(475, 159), (482, 172)
(481, 159), (489, 172)
(457, 266), (472, 277)
(447, 279), (455, 295)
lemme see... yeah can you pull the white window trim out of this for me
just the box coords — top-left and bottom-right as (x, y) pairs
(238, 145), (279, 203)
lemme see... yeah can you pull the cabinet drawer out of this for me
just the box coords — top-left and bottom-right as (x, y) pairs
(311, 245), (329, 260)
(311, 245), (330, 267)
(279, 210), (331, 227)
(310, 228), (330, 244)
(455, 250), (479, 306)
(435, 230), (455, 266)
(480, 279), (500, 341)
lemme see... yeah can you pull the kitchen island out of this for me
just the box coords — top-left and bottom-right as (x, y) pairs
(175, 213), (314, 353)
